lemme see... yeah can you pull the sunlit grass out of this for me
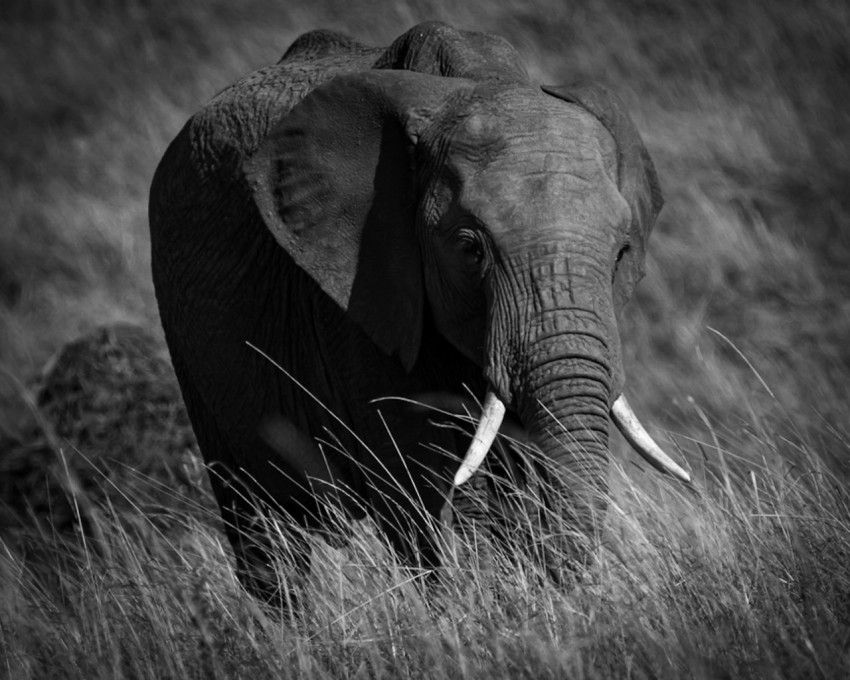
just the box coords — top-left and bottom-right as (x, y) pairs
(3, 390), (849, 678)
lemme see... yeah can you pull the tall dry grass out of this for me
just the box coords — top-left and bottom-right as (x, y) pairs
(1, 0), (849, 677)
(3, 414), (848, 678)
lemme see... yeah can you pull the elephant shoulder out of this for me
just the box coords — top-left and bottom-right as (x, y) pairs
(375, 21), (529, 83)
(148, 68), (299, 246)
(149, 37), (383, 242)
(179, 51), (377, 185)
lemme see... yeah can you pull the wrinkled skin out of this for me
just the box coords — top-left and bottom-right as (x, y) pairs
(149, 22), (662, 606)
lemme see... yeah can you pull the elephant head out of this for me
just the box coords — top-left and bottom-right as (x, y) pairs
(243, 68), (689, 572)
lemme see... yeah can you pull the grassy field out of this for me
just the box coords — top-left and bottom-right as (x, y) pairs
(2, 0), (849, 677)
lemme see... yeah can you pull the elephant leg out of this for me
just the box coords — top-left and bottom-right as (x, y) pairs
(485, 450), (591, 587)
(448, 439), (585, 587)
(442, 433), (520, 578)
(363, 419), (456, 577)
(369, 481), (446, 575)
(207, 460), (312, 615)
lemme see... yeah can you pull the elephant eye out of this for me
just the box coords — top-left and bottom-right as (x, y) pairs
(613, 243), (630, 279)
(457, 228), (486, 269)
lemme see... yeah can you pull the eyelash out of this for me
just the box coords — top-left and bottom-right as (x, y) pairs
(613, 243), (630, 280)
(457, 228), (488, 271)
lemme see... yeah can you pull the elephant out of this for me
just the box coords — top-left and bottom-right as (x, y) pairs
(149, 21), (689, 606)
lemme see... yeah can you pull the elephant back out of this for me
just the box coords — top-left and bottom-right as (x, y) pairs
(375, 21), (530, 83)
(278, 29), (382, 64)
(176, 37), (381, 187)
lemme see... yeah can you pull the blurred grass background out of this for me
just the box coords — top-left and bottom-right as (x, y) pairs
(1, 0), (849, 677)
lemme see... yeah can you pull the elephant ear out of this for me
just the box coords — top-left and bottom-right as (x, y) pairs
(542, 83), (663, 314)
(244, 71), (471, 371)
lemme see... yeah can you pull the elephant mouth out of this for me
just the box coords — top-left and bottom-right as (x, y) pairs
(453, 390), (691, 486)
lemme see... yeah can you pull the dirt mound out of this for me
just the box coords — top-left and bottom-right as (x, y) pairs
(0, 324), (213, 538)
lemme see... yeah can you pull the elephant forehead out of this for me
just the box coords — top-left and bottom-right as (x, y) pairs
(450, 90), (613, 158)
(467, 160), (628, 245)
(423, 89), (627, 239)
(443, 96), (617, 186)
(450, 109), (626, 237)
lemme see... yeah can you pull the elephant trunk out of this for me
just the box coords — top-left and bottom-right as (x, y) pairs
(452, 250), (689, 576)
(514, 337), (612, 574)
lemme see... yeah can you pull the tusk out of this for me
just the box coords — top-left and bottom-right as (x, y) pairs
(453, 390), (506, 486)
(611, 395), (692, 484)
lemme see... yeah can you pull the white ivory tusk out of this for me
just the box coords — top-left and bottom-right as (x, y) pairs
(453, 390), (506, 486)
(611, 395), (692, 483)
